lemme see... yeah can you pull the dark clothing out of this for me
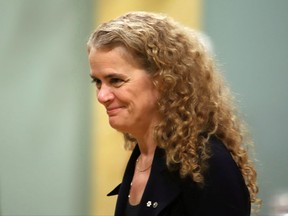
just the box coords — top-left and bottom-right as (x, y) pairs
(108, 137), (251, 216)
(125, 203), (140, 216)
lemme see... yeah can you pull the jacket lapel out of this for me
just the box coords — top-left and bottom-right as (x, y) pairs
(108, 146), (182, 216)
(139, 147), (181, 216)
(108, 145), (140, 216)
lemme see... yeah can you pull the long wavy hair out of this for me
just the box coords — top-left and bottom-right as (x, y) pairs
(87, 11), (259, 206)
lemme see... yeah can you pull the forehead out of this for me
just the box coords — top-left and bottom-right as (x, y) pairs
(90, 46), (141, 67)
(90, 44), (130, 59)
(89, 46), (150, 81)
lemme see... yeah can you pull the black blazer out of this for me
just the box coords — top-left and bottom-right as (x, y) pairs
(108, 137), (251, 216)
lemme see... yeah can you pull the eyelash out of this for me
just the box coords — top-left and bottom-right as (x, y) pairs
(91, 78), (126, 89)
(110, 78), (123, 85)
(91, 79), (101, 88)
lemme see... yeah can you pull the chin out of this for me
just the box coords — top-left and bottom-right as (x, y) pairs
(109, 122), (132, 134)
(109, 121), (125, 131)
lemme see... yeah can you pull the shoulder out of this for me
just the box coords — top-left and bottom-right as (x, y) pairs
(207, 137), (246, 188)
(177, 137), (251, 215)
(202, 137), (251, 214)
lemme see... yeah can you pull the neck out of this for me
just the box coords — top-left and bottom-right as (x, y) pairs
(136, 132), (156, 155)
(130, 120), (158, 155)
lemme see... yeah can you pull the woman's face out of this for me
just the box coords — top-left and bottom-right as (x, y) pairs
(88, 46), (160, 136)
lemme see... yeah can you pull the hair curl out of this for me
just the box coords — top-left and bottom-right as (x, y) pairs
(87, 11), (260, 206)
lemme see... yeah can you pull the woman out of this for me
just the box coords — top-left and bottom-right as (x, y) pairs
(87, 11), (259, 216)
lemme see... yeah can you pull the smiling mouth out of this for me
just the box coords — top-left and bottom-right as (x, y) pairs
(106, 107), (123, 116)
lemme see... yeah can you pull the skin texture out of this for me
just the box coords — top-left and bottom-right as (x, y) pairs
(89, 46), (160, 138)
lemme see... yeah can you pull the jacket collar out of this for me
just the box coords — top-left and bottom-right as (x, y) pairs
(108, 145), (182, 216)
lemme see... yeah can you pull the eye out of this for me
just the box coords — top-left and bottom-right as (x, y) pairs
(91, 78), (102, 89)
(110, 77), (125, 87)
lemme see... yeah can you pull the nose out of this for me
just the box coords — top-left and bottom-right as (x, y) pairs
(97, 85), (114, 104)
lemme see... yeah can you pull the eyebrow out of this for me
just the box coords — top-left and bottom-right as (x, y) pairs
(90, 73), (126, 80)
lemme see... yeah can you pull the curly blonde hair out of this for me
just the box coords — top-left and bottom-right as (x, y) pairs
(87, 11), (259, 205)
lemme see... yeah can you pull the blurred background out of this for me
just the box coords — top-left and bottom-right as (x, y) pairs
(0, 0), (287, 215)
